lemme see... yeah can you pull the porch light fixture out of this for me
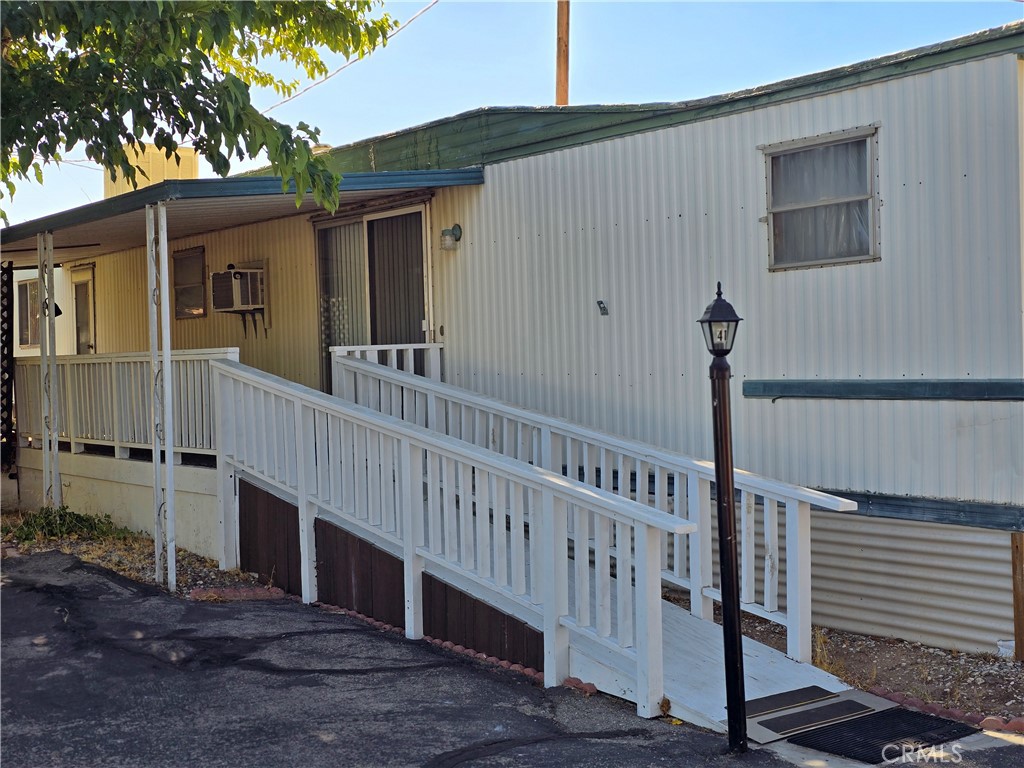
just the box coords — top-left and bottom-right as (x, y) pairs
(440, 223), (463, 251)
(698, 283), (741, 356)
(697, 282), (746, 753)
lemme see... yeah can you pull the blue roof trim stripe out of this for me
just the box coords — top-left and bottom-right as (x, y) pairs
(1, 168), (484, 244)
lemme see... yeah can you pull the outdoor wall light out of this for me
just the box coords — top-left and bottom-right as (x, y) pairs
(440, 223), (463, 251)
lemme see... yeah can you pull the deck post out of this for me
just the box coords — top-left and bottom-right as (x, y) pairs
(293, 397), (318, 604)
(542, 491), (569, 686)
(212, 366), (238, 570)
(633, 523), (664, 717)
(146, 205), (166, 586)
(401, 438), (424, 639)
(785, 500), (812, 662)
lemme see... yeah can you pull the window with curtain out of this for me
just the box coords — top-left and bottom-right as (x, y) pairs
(17, 280), (40, 346)
(766, 130), (878, 270)
(173, 246), (206, 318)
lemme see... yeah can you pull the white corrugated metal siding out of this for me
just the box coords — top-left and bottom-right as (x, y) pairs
(431, 53), (1023, 507)
(811, 513), (1013, 653)
(428, 53), (1022, 648)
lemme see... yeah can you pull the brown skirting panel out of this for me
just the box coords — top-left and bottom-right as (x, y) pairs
(315, 519), (405, 628)
(313, 519), (542, 671)
(423, 573), (543, 672)
(238, 479), (303, 596)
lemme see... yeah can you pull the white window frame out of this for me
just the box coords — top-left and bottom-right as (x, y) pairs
(762, 125), (880, 271)
(17, 279), (40, 347)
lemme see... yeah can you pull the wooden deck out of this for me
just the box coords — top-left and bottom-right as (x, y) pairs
(659, 600), (848, 732)
(562, 554), (848, 733)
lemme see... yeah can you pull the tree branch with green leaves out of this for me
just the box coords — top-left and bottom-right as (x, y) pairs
(1, 1), (396, 223)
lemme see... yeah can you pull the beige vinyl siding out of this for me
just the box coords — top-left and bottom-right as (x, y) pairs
(78, 213), (322, 389)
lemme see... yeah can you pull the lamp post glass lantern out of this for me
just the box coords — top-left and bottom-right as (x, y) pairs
(698, 283), (741, 355)
(697, 282), (747, 753)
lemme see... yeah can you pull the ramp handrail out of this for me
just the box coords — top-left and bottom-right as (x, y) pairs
(213, 358), (693, 718)
(14, 348), (239, 456)
(331, 343), (444, 381)
(331, 352), (857, 663)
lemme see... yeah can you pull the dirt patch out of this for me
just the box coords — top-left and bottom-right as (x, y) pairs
(662, 587), (1022, 723)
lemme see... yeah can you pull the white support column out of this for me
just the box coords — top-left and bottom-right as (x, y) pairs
(401, 438), (424, 639)
(146, 205), (165, 586)
(293, 397), (318, 604)
(38, 232), (62, 507)
(158, 202), (176, 592)
(786, 500), (812, 663)
(633, 523), (664, 718)
(542, 492), (569, 687)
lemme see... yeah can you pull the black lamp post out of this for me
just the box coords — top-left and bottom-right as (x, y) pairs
(697, 282), (747, 753)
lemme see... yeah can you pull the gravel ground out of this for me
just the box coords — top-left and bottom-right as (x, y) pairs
(3, 514), (1020, 726)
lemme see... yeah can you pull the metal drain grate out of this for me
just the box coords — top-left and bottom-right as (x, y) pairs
(787, 708), (977, 765)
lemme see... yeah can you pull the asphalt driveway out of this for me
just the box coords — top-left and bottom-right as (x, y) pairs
(2, 551), (1022, 768)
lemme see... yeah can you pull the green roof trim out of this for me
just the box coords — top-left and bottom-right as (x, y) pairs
(247, 22), (1021, 175)
(1, 169), (483, 245)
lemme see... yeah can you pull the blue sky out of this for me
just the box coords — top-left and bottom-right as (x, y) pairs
(5, 0), (1021, 225)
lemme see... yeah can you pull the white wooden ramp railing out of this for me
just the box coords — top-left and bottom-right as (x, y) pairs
(331, 352), (857, 663)
(332, 343), (444, 381)
(212, 359), (694, 717)
(15, 348), (239, 457)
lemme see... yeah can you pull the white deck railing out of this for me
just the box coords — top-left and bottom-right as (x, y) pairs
(213, 358), (693, 717)
(331, 343), (443, 381)
(14, 348), (239, 456)
(331, 352), (857, 663)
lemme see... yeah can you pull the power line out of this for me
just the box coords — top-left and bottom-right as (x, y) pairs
(262, 0), (439, 115)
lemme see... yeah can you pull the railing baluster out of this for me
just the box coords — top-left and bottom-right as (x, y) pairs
(427, 451), (441, 555)
(764, 499), (779, 613)
(688, 473), (713, 619)
(574, 504), (590, 628)
(442, 456), (457, 561)
(329, 414), (343, 510)
(615, 521), (634, 647)
(510, 482), (526, 596)
(475, 468), (491, 578)
(493, 474), (508, 587)
(595, 513), (612, 637)
(740, 489), (756, 604)
(459, 461), (475, 570)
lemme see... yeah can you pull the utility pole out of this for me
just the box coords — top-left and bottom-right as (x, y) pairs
(556, 0), (569, 105)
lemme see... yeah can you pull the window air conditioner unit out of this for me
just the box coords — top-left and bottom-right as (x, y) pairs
(211, 269), (265, 312)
